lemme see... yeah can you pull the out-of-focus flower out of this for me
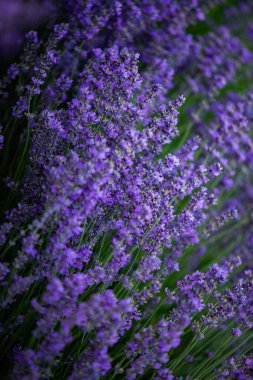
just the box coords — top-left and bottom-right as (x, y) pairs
(0, 0), (53, 60)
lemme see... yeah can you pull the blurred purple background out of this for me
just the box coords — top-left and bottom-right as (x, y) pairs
(0, 0), (55, 62)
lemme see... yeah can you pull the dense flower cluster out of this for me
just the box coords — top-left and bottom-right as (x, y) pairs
(1, 1), (253, 379)
(216, 354), (253, 379)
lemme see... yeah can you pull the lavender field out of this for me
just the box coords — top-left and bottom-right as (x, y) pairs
(1, 1), (253, 379)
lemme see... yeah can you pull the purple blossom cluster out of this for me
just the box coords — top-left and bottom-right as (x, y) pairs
(1, 1), (253, 379)
(216, 354), (253, 379)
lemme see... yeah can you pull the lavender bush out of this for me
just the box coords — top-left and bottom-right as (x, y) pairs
(1, 1), (253, 379)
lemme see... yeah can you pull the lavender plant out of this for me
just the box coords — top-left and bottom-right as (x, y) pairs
(1, 1), (253, 379)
